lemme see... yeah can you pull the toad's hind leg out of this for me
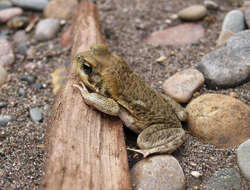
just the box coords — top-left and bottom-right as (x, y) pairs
(127, 124), (187, 158)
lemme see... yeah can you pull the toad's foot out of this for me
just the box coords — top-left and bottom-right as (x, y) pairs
(130, 125), (187, 158)
(73, 82), (120, 116)
(127, 147), (157, 158)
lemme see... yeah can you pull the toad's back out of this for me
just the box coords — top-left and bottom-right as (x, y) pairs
(102, 57), (182, 131)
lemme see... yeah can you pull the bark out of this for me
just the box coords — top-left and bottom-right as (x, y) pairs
(40, 1), (132, 189)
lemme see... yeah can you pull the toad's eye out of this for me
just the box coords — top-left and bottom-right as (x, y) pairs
(82, 62), (92, 74)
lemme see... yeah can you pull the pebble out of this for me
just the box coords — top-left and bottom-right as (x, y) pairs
(216, 30), (235, 48)
(204, 0), (218, 10)
(0, 7), (23, 23)
(237, 139), (250, 180)
(156, 55), (166, 63)
(162, 69), (204, 103)
(31, 82), (42, 89)
(130, 155), (185, 190)
(0, 115), (16, 126)
(13, 30), (28, 44)
(0, 38), (15, 67)
(10, 0), (48, 11)
(244, 6), (250, 28)
(146, 23), (204, 46)
(191, 171), (201, 178)
(0, 65), (8, 86)
(18, 87), (25, 96)
(16, 43), (28, 56)
(178, 5), (207, 21)
(198, 30), (250, 89)
(222, 10), (245, 33)
(7, 16), (29, 29)
(29, 108), (43, 122)
(204, 168), (241, 190)
(34, 18), (60, 41)
(0, 102), (8, 109)
(186, 94), (250, 148)
(20, 75), (36, 84)
(44, 0), (78, 20)
(0, 1), (12, 10)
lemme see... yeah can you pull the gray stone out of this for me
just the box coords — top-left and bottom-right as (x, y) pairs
(0, 102), (8, 108)
(205, 168), (241, 189)
(0, 38), (14, 67)
(131, 155), (185, 190)
(198, 30), (250, 89)
(18, 87), (25, 96)
(20, 75), (36, 84)
(13, 30), (28, 44)
(0, 1), (12, 10)
(0, 65), (7, 86)
(10, 0), (48, 11)
(34, 18), (60, 41)
(162, 69), (204, 103)
(204, 0), (218, 10)
(178, 5), (207, 21)
(222, 10), (245, 33)
(7, 16), (29, 29)
(237, 139), (250, 180)
(29, 108), (43, 122)
(0, 115), (16, 126)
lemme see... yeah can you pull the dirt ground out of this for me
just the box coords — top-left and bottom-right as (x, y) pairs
(0, 0), (249, 189)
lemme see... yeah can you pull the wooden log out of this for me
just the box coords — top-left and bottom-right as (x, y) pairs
(40, 0), (132, 189)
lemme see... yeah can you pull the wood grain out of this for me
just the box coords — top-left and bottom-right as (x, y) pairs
(40, 1), (132, 189)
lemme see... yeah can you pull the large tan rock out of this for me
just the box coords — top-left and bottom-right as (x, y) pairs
(186, 94), (250, 148)
(44, 0), (78, 20)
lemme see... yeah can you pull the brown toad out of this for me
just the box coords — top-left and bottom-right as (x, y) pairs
(73, 44), (187, 157)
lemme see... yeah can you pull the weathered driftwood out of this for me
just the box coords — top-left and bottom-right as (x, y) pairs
(40, 0), (132, 189)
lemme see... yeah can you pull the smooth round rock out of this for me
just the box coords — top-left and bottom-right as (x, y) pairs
(237, 139), (250, 180)
(186, 94), (250, 148)
(178, 5), (207, 21)
(10, 0), (48, 11)
(0, 65), (7, 86)
(204, 0), (218, 10)
(146, 23), (204, 46)
(222, 10), (245, 33)
(198, 30), (250, 89)
(0, 38), (14, 67)
(13, 30), (28, 44)
(0, 115), (16, 126)
(0, 1), (12, 10)
(29, 108), (43, 122)
(0, 7), (23, 23)
(163, 69), (204, 103)
(44, 0), (77, 20)
(34, 18), (60, 41)
(0, 102), (8, 108)
(131, 155), (185, 190)
(205, 168), (241, 190)
(216, 30), (235, 48)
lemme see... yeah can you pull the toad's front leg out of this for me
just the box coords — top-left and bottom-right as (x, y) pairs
(73, 82), (120, 116)
(128, 124), (187, 158)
